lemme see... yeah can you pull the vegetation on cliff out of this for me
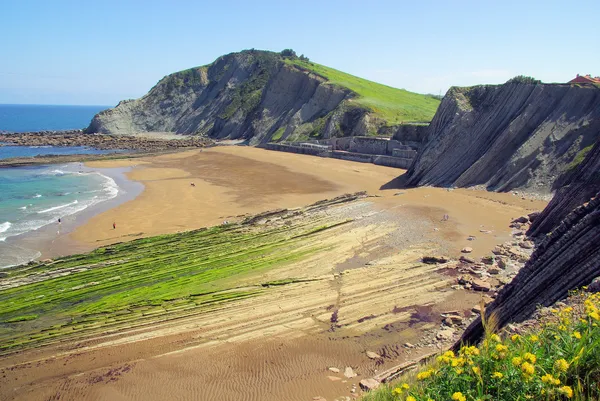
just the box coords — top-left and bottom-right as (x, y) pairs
(285, 57), (440, 124)
(362, 291), (600, 401)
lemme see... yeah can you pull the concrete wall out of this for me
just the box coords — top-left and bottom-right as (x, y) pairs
(260, 143), (331, 157)
(373, 155), (414, 169)
(392, 148), (418, 159)
(331, 151), (375, 163)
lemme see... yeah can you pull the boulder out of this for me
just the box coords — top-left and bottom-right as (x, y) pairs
(459, 256), (475, 264)
(519, 241), (534, 249)
(528, 211), (541, 223)
(359, 378), (381, 391)
(470, 279), (491, 292)
(461, 247), (473, 254)
(587, 277), (600, 293)
(328, 367), (340, 373)
(436, 328), (455, 340)
(344, 366), (357, 378)
(366, 351), (381, 359)
(0, 272), (8, 279)
(481, 256), (495, 265)
(487, 266), (502, 275)
(512, 216), (529, 224)
(422, 255), (449, 264)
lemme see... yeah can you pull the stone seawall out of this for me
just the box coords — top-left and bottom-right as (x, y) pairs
(374, 155), (414, 169)
(259, 143), (332, 157)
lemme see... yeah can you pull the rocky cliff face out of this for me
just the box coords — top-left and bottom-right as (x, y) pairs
(404, 83), (600, 193)
(457, 191), (600, 346)
(528, 140), (600, 236)
(87, 51), (390, 145)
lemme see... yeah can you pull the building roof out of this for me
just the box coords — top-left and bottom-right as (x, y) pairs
(569, 74), (600, 84)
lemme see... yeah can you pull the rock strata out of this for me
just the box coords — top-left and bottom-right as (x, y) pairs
(404, 83), (600, 192)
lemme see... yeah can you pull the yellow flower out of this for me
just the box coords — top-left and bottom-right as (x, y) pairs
(559, 386), (574, 398)
(589, 311), (600, 320)
(451, 357), (466, 367)
(558, 324), (567, 331)
(472, 366), (481, 375)
(452, 392), (466, 401)
(541, 373), (560, 385)
(490, 334), (501, 342)
(401, 383), (410, 390)
(511, 334), (521, 342)
(551, 308), (559, 313)
(461, 345), (480, 356)
(573, 331), (582, 339)
(492, 371), (503, 379)
(512, 356), (522, 367)
(521, 361), (535, 376)
(455, 368), (464, 375)
(554, 358), (569, 372)
(495, 344), (508, 353)
(523, 352), (537, 364)
(417, 369), (434, 380)
(392, 388), (403, 396)
(529, 335), (539, 342)
(407, 396), (417, 401)
(563, 306), (573, 313)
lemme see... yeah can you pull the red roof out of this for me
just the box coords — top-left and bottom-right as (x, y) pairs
(569, 74), (600, 84)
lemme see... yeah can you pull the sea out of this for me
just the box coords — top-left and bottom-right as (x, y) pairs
(0, 104), (127, 268)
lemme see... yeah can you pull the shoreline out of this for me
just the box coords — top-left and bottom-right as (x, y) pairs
(1, 146), (550, 268)
(2, 163), (144, 266)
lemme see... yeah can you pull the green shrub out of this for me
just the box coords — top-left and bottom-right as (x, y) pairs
(506, 75), (542, 85)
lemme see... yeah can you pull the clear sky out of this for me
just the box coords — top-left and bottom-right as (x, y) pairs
(1, 0), (598, 105)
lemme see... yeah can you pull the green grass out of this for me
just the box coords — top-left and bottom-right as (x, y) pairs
(568, 144), (594, 171)
(271, 127), (285, 141)
(0, 215), (349, 354)
(362, 291), (600, 401)
(285, 59), (440, 125)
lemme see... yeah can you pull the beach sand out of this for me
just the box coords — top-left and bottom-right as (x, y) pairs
(0, 146), (548, 401)
(71, 146), (546, 259)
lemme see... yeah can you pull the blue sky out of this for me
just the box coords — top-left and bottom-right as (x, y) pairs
(1, 0), (598, 105)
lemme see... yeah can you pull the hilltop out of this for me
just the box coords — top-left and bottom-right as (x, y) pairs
(87, 49), (439, 143)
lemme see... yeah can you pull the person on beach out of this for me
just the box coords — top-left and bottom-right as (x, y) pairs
(113, 222), (116, 230)
(58, 218), (61, 224)
(190, 182), (196, 187)
(442, 214), (449, 221)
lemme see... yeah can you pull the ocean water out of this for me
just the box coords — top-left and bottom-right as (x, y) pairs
(0, 104), (108, 132)
(0, 164), (120, 267)
(0, 104), (128, 268)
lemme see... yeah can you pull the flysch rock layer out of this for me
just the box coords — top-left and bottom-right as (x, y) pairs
(86, 51), (377, 145)
(404, 83), (600, 193)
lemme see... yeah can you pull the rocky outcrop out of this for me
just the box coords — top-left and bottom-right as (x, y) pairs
(457, 192), (600, 346)
(528, 140), (600, 236)
(404, 83), (600, 193)
(87, 50), (406, 145)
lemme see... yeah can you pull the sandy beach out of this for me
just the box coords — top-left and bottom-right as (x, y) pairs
(70, 146), (546, 258)
(0, 146), (548, 401)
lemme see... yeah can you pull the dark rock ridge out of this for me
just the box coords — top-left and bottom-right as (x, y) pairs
(86, 50), (395, 145)
(404, 83), (600, 193)
(456, 191), (600, 347)
(528, 140), (600, 236)
(0, 131), (212, 151)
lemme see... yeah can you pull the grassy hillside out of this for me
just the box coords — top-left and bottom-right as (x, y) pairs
(286, 58), (440, 125)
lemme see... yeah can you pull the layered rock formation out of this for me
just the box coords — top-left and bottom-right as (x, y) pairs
(457, 192), (600, 346)
(404, 83), (600, 193)
(528, 140), (600, 236)
(87, 50), (436, 145)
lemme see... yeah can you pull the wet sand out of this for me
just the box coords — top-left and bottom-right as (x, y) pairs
(0, 146), (548, 401)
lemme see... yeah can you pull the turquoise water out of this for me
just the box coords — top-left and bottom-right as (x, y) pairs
(0, 104), (108, 132)
(0, 104), (126, 268)
(0, 164), (120, 267)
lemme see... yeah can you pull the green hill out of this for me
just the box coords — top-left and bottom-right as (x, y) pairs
(286, 58), (440, 124)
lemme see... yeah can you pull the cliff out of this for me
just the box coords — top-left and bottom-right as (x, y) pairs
(87, 50), (439, 144)
(528, 140), (600, 236)
(404, 82), (600, 193)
